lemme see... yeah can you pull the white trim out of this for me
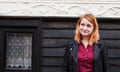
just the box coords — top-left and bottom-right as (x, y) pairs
(0, 1), (119, 18)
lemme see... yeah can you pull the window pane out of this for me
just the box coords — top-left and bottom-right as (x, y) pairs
(6, 33), (32, 70)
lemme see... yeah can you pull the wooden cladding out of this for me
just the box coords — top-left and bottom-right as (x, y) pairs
(0, 17), (120, 72)
(41, 18), (120, 72)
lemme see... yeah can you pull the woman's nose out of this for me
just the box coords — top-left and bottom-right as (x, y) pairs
(83, 26), (87, 30)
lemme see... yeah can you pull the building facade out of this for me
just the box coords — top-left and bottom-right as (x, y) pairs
(0, 0), (120, 72)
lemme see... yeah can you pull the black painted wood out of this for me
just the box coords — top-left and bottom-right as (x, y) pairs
(41, 66), (62, 72)
(0, 17), (120, 72)
(0, 19), (42, 72)
(42, 29), (120, 39)
(41, 18), (120, 72)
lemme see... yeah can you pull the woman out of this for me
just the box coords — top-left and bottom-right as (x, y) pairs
(62, 14), (110, 72)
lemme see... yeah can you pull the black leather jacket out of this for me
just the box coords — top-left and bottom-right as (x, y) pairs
(62, 40), (110, 72)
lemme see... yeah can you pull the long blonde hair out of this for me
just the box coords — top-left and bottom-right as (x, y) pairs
(74, 13), (99, 45)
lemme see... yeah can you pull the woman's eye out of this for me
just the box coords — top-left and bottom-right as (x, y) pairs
(87, 24), (91, 27)
(80, 23), (85, 26)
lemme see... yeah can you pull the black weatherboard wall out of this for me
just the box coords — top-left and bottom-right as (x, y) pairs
(41, 18), (120, 72)
(0, 17), (120, 72)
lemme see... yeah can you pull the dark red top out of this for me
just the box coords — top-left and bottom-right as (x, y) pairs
(78, 43), (94, 72)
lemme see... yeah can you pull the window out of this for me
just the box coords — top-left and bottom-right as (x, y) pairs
(6, 33), (32, 70)
(0, 18), (41, 72)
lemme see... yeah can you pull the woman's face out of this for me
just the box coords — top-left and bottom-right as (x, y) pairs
(79, 18), (94, 37)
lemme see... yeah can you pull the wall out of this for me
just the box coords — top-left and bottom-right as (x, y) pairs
(0, 0), (120, 18)
(41, 18), (120, 72)
(0, 0), (120, 72)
